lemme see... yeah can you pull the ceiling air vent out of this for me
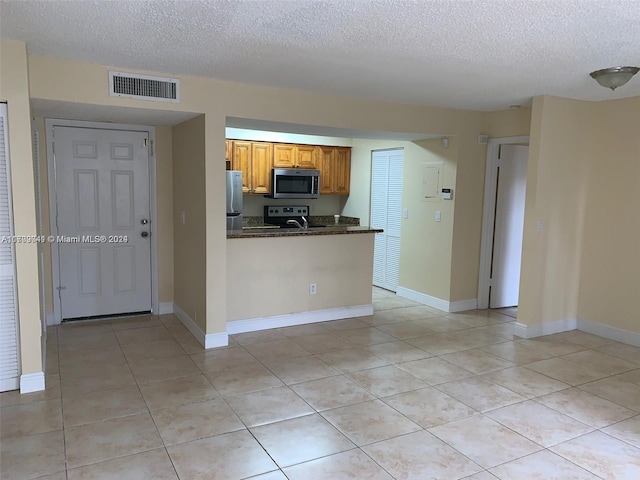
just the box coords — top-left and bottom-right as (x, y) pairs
(109, 71), (180, 103)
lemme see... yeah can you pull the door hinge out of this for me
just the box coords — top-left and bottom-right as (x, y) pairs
(143, 138), (154, 155)
(56, 286), (66, 290)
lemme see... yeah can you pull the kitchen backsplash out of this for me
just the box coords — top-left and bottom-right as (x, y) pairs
(243, 194), (346, 217)
(244, 215), (360, 227)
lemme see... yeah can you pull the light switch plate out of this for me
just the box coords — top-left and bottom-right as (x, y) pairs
(435, 211), (441, 222)
(403, 209), (408, 219)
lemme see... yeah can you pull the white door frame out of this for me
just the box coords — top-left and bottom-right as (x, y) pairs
(477, 135), (529, 310)
(45, 119), (158, 324)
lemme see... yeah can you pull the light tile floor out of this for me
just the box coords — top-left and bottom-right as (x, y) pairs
(2, 288), (640, 479)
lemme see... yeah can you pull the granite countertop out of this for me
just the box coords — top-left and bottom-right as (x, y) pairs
(227, 225), (382, 238)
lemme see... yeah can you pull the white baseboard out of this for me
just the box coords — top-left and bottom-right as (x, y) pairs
(158, 302), (174, 315)
(173, 304), (205, 346)
(396, 287), (449, 312)
(20, 372), (45, 393)
(578, 318), (640, 347)
(396, 286), (476, 313)
(205, 332), (229, 349)
(513, 318), (577, 339)
(173, 303), (229, 349)
(512, 316), (640, 347)
(227, 304), (374, 335)
(449, 298), (478, 313)
(45, 313), (57, 326)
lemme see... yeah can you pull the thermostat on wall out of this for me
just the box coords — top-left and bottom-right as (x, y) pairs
(441, 188), (453, 200)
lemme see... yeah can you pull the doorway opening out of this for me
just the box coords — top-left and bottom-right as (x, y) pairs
(478, 136), (530, 314)
(46, 119), (159, 324)
(371, 148), (404, 292)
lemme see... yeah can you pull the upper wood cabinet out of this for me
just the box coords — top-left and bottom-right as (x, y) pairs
(225, 140), (232, 170)
(317, 146), (335, 194)
(228, 139), (349, 195)
(296, 145), (318, 169)
(231, 141), (252, 193)
(334, 147), (351, 195)
(273, 143), (318, 169)
(251, 142), (273, 195)
(231, 140), (273, 194)
(317, 146), (351, 195)
(273, 144), (296, 168)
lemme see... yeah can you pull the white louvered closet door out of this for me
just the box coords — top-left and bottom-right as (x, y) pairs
(0, 104), (20, 392)
(371, 149), (404, 292)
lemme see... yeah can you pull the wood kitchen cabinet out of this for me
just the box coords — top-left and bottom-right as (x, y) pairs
(273, 143), (318, 169)
(231, 140), (273, 194)
(225, 140), (232, 170)
(296, 145), (318, 168)
(317, 146), (351, 195)
(230, 138), (349, 195)
(334, 147), (351, 194)
(273, 144), (296, 168)
(251, 142), (273, 194)
(318, 146), (336, 194)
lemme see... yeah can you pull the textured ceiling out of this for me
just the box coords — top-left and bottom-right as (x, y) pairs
(2, 0), (640, 111)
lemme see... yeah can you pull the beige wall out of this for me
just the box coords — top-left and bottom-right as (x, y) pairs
(35, 117), (54, 320)
(520, 95), (640, 335)
(227, 234), (374, 321)
(172, 115), (206, 331)
(0, 40), (43, 375)
(7, 43), (637, 362)
(408, 138), (457, 301)
(484, 107), (533, 138)
(346, 138), (458, 301)
(577, 97), (640, 333)
(519, 96), (597, 327)
(155, 126), (174, 303)
(26, 53), (496, 337)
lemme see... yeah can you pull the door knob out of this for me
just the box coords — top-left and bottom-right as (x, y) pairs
(141, 231), (149, 238)
(141, 219), (149, 225)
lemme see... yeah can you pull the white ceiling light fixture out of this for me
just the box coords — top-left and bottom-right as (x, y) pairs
(590, 66), (639, 91)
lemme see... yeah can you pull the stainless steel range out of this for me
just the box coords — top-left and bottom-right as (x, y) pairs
(264, 205), (326, 229)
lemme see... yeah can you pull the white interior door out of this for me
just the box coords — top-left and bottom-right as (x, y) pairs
(0, 104), (20, 392)
(490, 144), (528, 308)
(371, 149), (404, 292)
(54, 126), (151, 319)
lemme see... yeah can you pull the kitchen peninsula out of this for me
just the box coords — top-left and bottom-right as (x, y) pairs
(226, 226), (382, 334)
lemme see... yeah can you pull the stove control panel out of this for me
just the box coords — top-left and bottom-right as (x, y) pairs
(264, 206), (309, 218)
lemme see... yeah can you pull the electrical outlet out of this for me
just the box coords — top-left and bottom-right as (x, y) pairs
(309, 283), (317, 295)
(180, 211), (186, 225)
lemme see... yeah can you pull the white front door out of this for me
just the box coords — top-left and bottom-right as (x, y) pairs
(54, 126), (151, 319)
(490, 144), (528, 308)
(371, 149), (404, 292)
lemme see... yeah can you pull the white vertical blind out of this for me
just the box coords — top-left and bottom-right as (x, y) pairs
(371, 149), (404, 292)
(370, 154), (388, 230)
(386, 153), (404, 238)
(373, 234), (386, 287)
(0, 104), (20, 392)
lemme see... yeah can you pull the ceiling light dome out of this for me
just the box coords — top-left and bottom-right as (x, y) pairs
(590, 66), (639, 91)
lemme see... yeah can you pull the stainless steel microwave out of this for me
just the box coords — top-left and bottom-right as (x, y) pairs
(272, 168), (320, 199)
